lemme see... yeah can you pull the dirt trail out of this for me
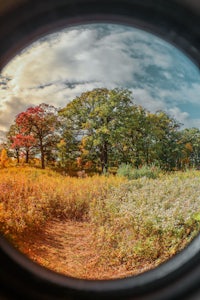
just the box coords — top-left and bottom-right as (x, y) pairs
(16, 218), (140, 280)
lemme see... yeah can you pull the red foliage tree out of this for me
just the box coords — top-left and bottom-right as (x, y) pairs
(15, 103), (60, 169)
(11, 134), (36, 163)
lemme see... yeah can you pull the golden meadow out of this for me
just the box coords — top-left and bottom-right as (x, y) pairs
(1, 166), (200, 272)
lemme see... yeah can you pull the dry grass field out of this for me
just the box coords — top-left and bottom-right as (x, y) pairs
(1, 166), (200, 279)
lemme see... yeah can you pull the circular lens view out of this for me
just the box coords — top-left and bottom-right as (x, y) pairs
(0, 23), (200, 280)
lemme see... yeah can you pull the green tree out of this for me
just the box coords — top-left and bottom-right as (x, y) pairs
(113, 108), (181, 170)
(180, 128), (200, 168)
(153, 111), (182, 170)
(59, 88), (183, 172)
(113, 105), (148, 167)
(57, 135), (79, 169)
(59, 88), (133, 172)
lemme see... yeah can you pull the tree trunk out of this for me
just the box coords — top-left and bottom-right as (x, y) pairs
(135, 149), (140, 169)
(25, 150), (29, 163)
(40, 139), (45, 169)
(101, 142), (108, 173)
(16, 148), (20, 164)
(41, 149), (45, 169)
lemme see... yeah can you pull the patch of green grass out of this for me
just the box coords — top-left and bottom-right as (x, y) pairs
(117, 163), (161, 179)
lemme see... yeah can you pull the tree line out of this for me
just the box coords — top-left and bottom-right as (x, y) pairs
(2, 88), (200, 172)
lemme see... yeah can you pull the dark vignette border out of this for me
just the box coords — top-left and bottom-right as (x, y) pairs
(0, 1), (200, 299)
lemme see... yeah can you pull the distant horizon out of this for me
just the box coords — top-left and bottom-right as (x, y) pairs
(1, 23), (200, 142)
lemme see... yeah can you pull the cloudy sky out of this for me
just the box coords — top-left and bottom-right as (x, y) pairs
(0, 23), (200, 142)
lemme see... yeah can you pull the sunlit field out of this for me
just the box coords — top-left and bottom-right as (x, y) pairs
(1, 166), (200, 279)
(0, 167), (124, 234)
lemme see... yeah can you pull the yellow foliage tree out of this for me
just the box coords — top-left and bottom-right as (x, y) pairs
(0, 148), (8, 168)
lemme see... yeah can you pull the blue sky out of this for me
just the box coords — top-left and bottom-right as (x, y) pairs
(0, 23), (200, 142)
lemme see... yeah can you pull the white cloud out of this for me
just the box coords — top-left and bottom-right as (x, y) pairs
(168, 107), (190, 127)
(130, 88), (166, 112)
(0, 96), (30, 135)
(176, 83), (200, 105)
(4, 27), (135, 90)
(1, 23), (200, 142)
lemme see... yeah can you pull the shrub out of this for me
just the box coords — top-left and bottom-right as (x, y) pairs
(117, 163), (161, 179)
(116, 163), (133, 179)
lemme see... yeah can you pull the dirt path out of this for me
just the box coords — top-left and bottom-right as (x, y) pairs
(16, 218), (153, 280)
